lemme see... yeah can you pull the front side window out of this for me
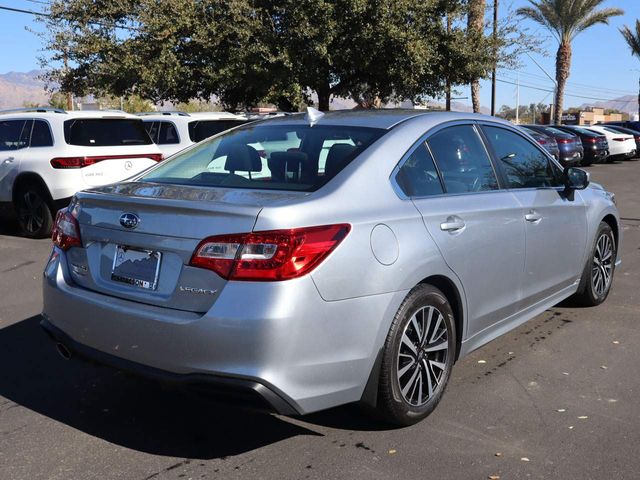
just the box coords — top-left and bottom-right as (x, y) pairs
(141, 124), (385, 192)
(427, 125), (499, 193)
(482, 125), (562, 189)
(64, 119), (152, 146)
(0, 120), (28, 151)
(396, 143), (444, 197)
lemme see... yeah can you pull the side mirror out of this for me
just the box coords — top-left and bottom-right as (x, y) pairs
(564, 167), (589, 190)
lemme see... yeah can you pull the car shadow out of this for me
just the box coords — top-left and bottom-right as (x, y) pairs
(0, 217), (20, 237)
(0, 315), (323, 459)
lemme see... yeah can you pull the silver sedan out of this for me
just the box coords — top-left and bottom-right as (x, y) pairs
(42, 109), (620, 425)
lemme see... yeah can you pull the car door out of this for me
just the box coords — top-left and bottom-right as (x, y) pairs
(480, 124), (588, 307)
(0, 119), (30, 203)
(397, 123), (526, 338)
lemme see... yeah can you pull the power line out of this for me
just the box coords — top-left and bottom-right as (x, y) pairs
(509, 69), (636, 96)
(0, 5), (47, 17)
(497, 78), (634, 103)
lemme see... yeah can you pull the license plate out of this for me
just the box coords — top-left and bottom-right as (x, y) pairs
(111, 245), (161, 290)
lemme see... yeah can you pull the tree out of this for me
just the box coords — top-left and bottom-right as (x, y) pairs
(517, 1), (623, 125)
(37, 0), (496, 111)
(48, 92), (68, 110)
(620, 19), (640, 117)
(467, 0), (486, 113)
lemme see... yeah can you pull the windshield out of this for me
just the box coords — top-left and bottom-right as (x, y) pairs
(141, 123), (385, 191)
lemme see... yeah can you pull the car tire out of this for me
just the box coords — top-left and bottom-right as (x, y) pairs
(15, 183), (54, 238)
(572, 222), (616, 307)
(376, 284), (456, 426)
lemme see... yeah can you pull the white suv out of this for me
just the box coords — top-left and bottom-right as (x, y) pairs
(0, 108), (163, 237)
(139, 111), (251, 157)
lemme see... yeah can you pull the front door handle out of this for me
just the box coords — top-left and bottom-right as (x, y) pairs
(525, 210), (542, 223)
(3, 157), (14, 164)
(440, 216), (466, 232)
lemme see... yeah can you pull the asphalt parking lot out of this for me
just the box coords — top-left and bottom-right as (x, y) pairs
(1, 160), (639, 480)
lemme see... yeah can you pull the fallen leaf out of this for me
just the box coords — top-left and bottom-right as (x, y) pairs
(388, 449), (396, 455)
(494, 452), (502, 457)
(508, 352), (514, 355)
(478, 360), (486, 364)
(556, 408), (566, 413)
(520, 457), (530, 462)
(578, 416), (588, 420)
(488, 475), (500, 480)
(600, 365), (608, 370)
(612, 340), (620, 345)
(562, 372), (569, 376)
(569, 426), (574, 430)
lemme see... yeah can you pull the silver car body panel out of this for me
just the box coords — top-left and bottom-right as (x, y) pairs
(42, 110), (621, 414)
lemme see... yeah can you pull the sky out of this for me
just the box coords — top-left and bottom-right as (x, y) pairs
(0, 0), (639, 111)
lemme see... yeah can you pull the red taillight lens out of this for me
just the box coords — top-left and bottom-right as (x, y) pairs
(190, 224), (351, 281)
(585, 137), (597, 143)
(50, 153), (163, 169)
(557, 138), (571, 144)
(52, 209), (82, 250)
(537, 139), (547, 145)
(612, 137), (626, 142)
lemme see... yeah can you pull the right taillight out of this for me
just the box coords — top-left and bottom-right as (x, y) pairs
(190, 224), (351, 281)
(52, 209), (82, 251)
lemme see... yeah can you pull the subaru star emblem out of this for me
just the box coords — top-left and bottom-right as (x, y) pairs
(119, 213), (140, 229)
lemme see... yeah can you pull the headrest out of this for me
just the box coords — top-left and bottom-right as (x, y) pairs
(224, 144), (262, 172)
(325, 144), (357, 179)
(269, 151), (309, 182)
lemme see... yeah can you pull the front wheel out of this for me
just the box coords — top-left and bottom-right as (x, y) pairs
(572, 222), (616, 306)
(376, 284), (456, 426)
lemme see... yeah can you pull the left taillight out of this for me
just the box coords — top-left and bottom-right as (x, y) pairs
(190, 224), (351, 281)
(50, 153), (164, 169)
(52, 209), (82, 250)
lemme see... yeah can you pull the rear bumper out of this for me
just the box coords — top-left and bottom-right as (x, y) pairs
(40, 317), (298, 415)
(42, 247), (403, 414)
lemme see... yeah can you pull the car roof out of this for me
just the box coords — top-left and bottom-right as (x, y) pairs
(0, 109), (141, 120)
(255, 109), (503, 130)
(138, 111), (246, 121)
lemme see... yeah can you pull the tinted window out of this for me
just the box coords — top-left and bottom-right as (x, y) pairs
(158, 121), (180, 144)
(188, 120), (249, 142)
(0, 120), (28, 151)
(30, 120), (54, 147)
(144, 121), (159, 142)
(483, 126), (562, 188)
(64, 119), (152, 146)
(427, 125), (498, 193)
(396, 143), (444, 197)
(142, 124), (384, 192)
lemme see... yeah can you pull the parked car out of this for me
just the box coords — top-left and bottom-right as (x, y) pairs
(522, 125), (583, 166)
(553, 125), (609, 164)
(598, 125), (640, 158)
(0, 108), (163, 238)
(586, 125), (636, 161)
(42, 110), (620, 426)
(603, 120), (640, 132)
(519, 126), (560, 159)
(140, 111), (251, 157)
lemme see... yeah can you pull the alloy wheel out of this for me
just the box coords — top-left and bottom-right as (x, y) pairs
(17, 191), (46, 234)
(396, 306), (449, 407)
(592, 232), (614, 297)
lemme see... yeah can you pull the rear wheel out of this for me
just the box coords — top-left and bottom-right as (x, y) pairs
(572, 222), (616, 306)
(15, 183), (53, 238)
(376, 284), (456, 426)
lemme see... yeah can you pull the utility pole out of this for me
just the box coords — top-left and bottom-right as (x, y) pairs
(63, 50), (73, 111)
(515, 72), (520, 124)
(490, 0), (498, 116)
(446, 14), (452, 112)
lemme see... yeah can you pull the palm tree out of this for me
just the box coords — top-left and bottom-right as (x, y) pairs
(467, 0), (486, 113)
(517, 1), (623, 124)
(620, 20), (640, 118)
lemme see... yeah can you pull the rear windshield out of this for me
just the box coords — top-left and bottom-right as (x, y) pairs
(566, 127), (600, 137)
(543, 126), (572, 137)
(64, 118), (152, 146)
(141, 124), (385, 192)
(188, 120), (250, 142)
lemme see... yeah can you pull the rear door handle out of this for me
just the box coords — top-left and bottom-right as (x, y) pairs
(525, 211), (542, 223)
(440, 216), (466, 232)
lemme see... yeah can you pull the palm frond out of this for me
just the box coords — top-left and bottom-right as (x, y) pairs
(620, 19), (640, 59)
(574, 8), (624, 38)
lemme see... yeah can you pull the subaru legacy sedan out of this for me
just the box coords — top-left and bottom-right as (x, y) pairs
(42, 110), (620, 426)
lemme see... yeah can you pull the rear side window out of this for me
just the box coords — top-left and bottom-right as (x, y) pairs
(188, 120), (249, 142)
(141, 124), (384, 192)
(396, 143), (444, 197)
(482, 126), (562, 189)
(0, 120), (29, 151)
(64, 119), (152, 146)
(427, 125), (498, 193)
(30, 120), (54, 147)
(158, 121), (180, 144)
